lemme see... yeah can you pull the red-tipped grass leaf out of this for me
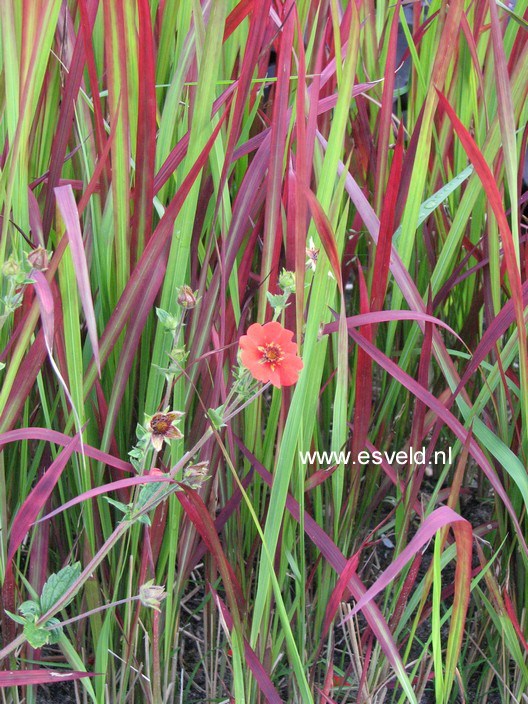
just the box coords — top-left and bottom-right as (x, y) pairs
(130, 0), (156, 262)
(436, 89), (528, 449)
(504, 589), (528, 655)
(344, 324), (528, 555)
(371, 123), (404, 316)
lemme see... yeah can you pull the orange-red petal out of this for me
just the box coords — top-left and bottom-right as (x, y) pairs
(278, 354), (303, 385)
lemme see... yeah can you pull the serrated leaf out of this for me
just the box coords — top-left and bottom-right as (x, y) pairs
(44, 617), (62, 644)
(40, 562), (81, 614)
(104, 497), (129, 513)
(134, 481), (168, 513)
(24, 621), (50, 649)
(19, 600), (41, 619)
(136, 423), (148, 439)
(155, 307), (179, 330)
(208, 407), (226, 430)
(5, 609), (27, 625)
(266, 291), (290, 309)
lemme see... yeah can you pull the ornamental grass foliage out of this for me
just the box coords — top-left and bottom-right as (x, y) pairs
(0, 1), (527, 703)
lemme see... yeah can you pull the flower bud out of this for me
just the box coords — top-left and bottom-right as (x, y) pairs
(2, 257), (20, 277)
(27, 246), (49, 272)
(183, 461), (209, 489)
(139, 580), (167, 611)
(177, 285), (197, 309)
(170, 347), (188, 364)
(279, 268), (295, 293)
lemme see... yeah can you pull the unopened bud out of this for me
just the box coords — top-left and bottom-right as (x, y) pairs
(27, 246), (49, 272)
(177, 285), (197, 309)
(139, 580), (167, 611)
(279, 268), (295, 293)
(183, 461), (209, 489)
(170, 347), (188, 364)
(2, 257), (20, 277)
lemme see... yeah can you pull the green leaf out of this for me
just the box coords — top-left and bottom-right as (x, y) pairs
(24, 621), (50, 649)
(40, 562), (81, 614)
(266, 291), (290, 310)
(5, 609), (27, 625)
(19, 600), (41, 619)
(44, 617), (62, 644)
(134, 481), (169, 513)
(155, 307), (179, 331)
(104, 497), (129, 514)
(208, 407), (226, 430)
(392, 164), (474, 246)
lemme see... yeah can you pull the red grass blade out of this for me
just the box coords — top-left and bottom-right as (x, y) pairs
(371, 124), (404, 315)
(77, 96), (120, 217)
(0, 427), (133, 473)
(78, 0), (109, 193)
(293, 7), (307, 343)
(37, 474), (175, 524)
(322, 551), (361, 641)
(304, 186), (343, 291)
(176, 488), (245, 623)
(504, 589), (528, 654)
(30, 270), (54, 352)
(374, 0), (401, 216)
(437, 89), (528, 438)
(130, 0), (156, 263)
(258, 0), (295, 320)
(351, 266), (372, 463)
(224, 0), (254, 41)
(323, 309), (463, 343)
(339, 505), (471, 628)
(344, 324), (528, 555)
(55, 185), (101, 375)
(41, 0), (99, 238)
(7, 431), (81, 563)
(0, 670), (96, 686)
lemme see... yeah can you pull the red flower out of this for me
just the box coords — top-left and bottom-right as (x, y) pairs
(239, 322), (303, 388)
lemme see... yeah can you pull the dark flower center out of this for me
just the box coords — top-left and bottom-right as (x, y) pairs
(258, 342), (284, 371)
(150, 415), (172, 435)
